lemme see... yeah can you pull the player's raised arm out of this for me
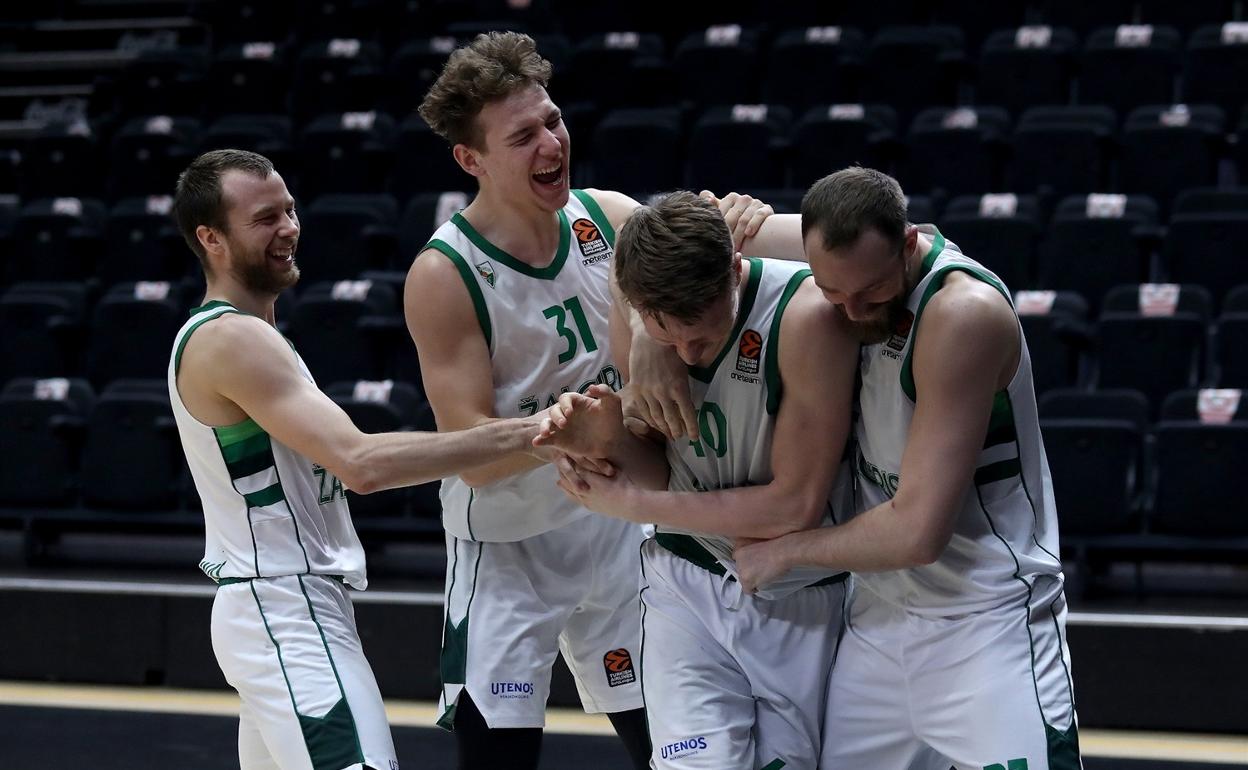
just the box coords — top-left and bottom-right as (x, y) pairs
(182, 311), (540, 495)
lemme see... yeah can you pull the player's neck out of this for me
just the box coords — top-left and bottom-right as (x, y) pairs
(461, 189), (563, 267)
(201, 279), (278, 325)
(904, 232), (933, 288)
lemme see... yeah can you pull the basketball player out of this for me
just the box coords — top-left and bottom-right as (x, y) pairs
(169, 149), (547, 770)
(734, 168), (1083, 769)
(406, 32), (791, 770)
(533, 191), (859, 769)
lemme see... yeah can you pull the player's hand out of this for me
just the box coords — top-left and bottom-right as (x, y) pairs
(734, 536), (794, 595)
(533, 384), (623, 459)
(624, 336), (698, 440)
(701, 190), (774, 252)
(553, 453), (640, 521)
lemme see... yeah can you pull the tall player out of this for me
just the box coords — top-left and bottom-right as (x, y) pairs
(735, 167), (1082, 769)
(406, 32), (787, 770)
(534, 191), (859, 769)
(169, 149), (547, 770)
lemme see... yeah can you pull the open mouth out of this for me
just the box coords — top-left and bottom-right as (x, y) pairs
(268, 245), (295, 264)
(532, 163), (562, 186)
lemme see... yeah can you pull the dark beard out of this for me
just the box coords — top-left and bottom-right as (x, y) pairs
(836, 292), (911, 344)
(234, 256), (300, 295)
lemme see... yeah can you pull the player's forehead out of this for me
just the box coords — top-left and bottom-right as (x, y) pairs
(479, 84), (558, 137)
(221, 169), (292, 218)
(809, 230), (901, 295)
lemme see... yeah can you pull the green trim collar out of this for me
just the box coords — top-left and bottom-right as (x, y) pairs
(451, 210), (571, 280)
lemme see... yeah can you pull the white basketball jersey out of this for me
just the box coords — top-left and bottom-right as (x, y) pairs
(852, 225), (1063, 615)
(168, 301), (367, 588)
(428, 190), (622, 542)
(661, 258), (850, 599)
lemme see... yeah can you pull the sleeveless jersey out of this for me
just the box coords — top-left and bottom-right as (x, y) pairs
(660, 258), (849, 599)
(427, 190), (622, 542)
(852, 225), (1064, 615)
(168, 301), (367, 589)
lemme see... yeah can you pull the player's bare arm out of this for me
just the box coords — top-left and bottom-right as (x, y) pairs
(403, 247), (568, 488)
(556, 282), (858, 539)
(178, 312), (539, 495)
(735, 275), (1021, 591)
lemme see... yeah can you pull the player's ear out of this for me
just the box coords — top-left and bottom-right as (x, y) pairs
(453, 143), (486, 178)
(731, 252), (743, 283)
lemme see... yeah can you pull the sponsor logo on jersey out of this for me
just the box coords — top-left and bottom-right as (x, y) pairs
(490, 681), (534, 699)
(603, 648), (636, 687)
(884, 310), (914, 354)
(517, 365), (624, 416)
(475, 260), (496, 288)
(659, 736), (708, 760)
(736, 329), (762, 374)
(857, 451), (900, 497)
(573, 218), (611, 264)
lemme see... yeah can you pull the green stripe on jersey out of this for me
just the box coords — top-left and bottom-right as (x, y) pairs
(215, 416), (266, 447)
(571, 189), (617, 246)
(764, 268), (812, 415)
(450, 210), (572, 280)
(984, 390), (1018, 448)
(218, 429), (270, 465)
(425, 238), (493, 350)
(975, 457), (1022, 486)
(689, 257), (763, 383)
(245, 482), (286, 508)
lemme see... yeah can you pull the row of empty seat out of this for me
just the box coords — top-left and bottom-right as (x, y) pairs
(6, 101), (1248, 207)
(2, 187), (1242, 298)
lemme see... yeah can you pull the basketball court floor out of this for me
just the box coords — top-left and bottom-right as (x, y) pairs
(3, 681), (1245, 769)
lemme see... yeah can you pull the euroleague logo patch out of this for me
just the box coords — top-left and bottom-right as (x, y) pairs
(573, 218), (611, 264)
(885, 310), (914, 353)
(736, 329), (762, 375)
(603, 648), (636, 687)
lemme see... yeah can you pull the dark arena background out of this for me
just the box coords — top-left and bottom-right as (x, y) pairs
(0, 0), (1246, 767)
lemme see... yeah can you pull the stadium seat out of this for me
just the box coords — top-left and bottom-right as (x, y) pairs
(207, 43), (291, 116)
(1217, 285), (1248, 387)
(1039, 194), (1158, 313)
(940, 193), (1043, 291)
(85, 282), (184, 387)
(932, 0), (1028, 53)
(1014, 290), (1091, 394)
(1153, 419), (1248, 536)
(790, 104), (897, 189)
(289, 279), (400, 386)
(202, 115), (294, 170)
(1096, 283), (1212, 409)
(764, 26), (866, 110)
(390, 114), (473, 202)
(1079, 25), (1181, 116)
(591, 108), (683, 197)
(1008, 106), (1116, 199)
(1035, 0), (1136, 38)
(674, 26), (762, 108)
(1040, 417), (1144, 535)
(386, 36), (460, 117)
(1185, 24), (1248, 120)
(1160, 387), (1248, 421)
(7, 197), (106, 284)
(108, 116), (202, 200)
(111, 49), (207, 120)
(977, 26), (1077, 117)
(1137, 0), (1235, 35)
(901, 106), (1010, 197)
(291, 39), (384, 124)
(101, 196), (186, 285)
(80, 387), (183, 510)
(563, 32), (668, 112)
(1172, 187), (1248, 214)
(0, 282), (87, 384)
(296, 111), (396, 201)
(863, 26), (964, 125)
(686, 104), (791, 192)
(1161, 211), (1248, 306)
(20, 122), (102, 200)
(295, 194), (399, 282)
(1119, 105), (1225, 214)
(0, 377), (94, 506)
(1039, 387), (1151, 428)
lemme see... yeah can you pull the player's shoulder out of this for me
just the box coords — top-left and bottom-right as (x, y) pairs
(928, 271), (1015, 334)
(577, 188), (641, 230)
(180, 311), (287, 378)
